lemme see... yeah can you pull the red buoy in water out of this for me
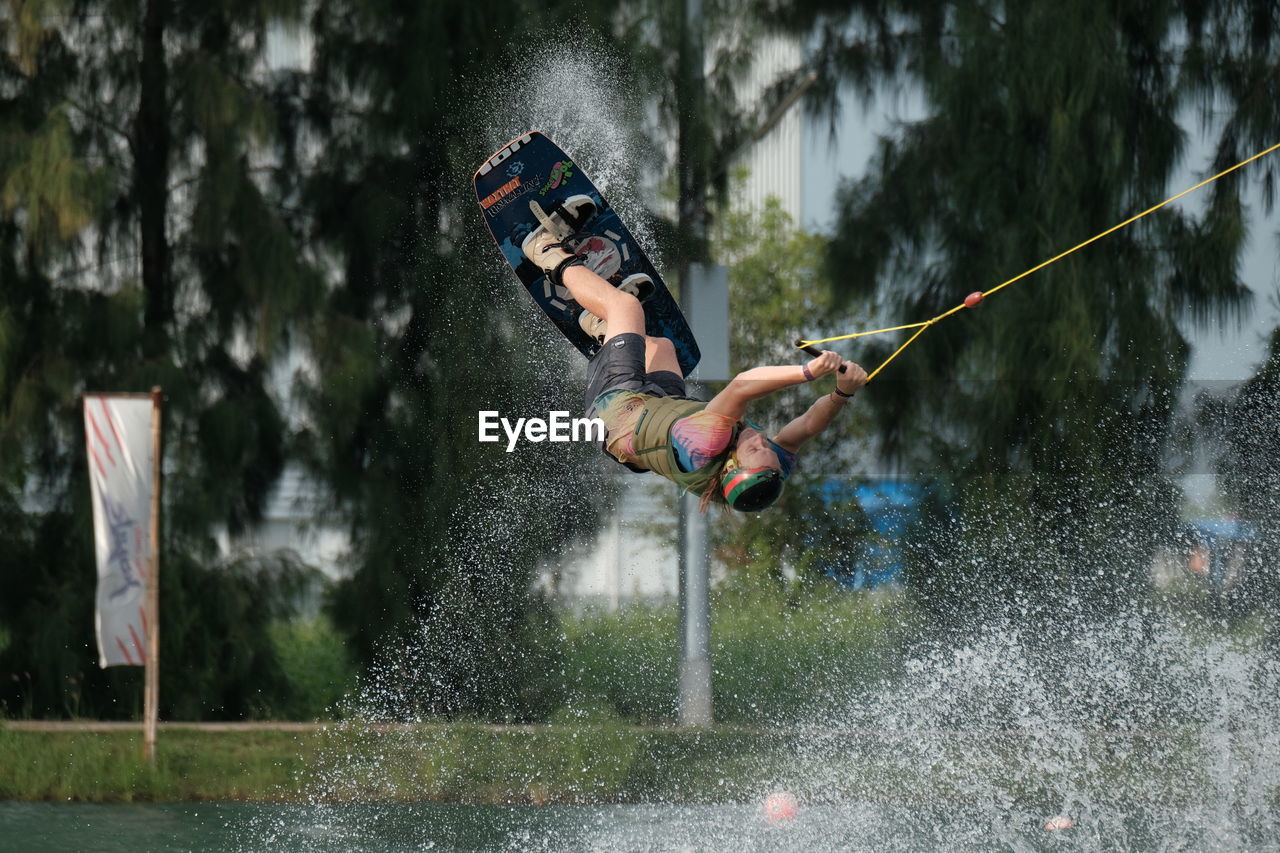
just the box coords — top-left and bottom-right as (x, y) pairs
(763, 791), (798, 823)
(964, 291), (984, 308)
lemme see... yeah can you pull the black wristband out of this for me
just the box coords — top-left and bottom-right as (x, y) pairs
(833, 387), (855, 398)
(549, 253), (585, 287)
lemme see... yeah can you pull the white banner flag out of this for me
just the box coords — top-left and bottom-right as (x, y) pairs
(84, 395), (156, 668)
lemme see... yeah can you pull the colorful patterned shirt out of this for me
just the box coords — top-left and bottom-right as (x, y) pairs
(593, 390), (796, 476)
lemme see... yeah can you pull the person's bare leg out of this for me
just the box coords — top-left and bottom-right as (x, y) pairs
(560, 265), (644, 341)
(525, 233), (644, 341)
(643, 335), (682, 377)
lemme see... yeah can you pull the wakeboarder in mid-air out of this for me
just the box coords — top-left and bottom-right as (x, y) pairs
(474, 132), (867, 511)
(524, 223), (867, 513)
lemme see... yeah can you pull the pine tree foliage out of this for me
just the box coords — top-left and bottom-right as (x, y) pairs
(1165, 0), (1280, 630)
(1183, 0), (1280, 206)
(0, 0), (316, 718)
(11, 0), (1272, 716)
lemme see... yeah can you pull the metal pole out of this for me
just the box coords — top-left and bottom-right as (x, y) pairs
(676, 0), (713, 727)
(143, 386), (162, 765)
(677, 461), (713, 725)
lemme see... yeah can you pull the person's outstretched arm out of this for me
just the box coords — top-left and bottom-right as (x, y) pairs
(704, 351), (844, 421)
(772, 360), (867, 453)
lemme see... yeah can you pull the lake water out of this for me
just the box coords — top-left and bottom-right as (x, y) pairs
(2, 801), (1275, 852)
(7, 612), (1278, 851)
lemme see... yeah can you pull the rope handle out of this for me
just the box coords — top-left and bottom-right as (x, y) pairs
(795, 342), (848, 373)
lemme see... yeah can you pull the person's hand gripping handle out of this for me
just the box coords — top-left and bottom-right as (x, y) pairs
(796, 342), (847, 373)
(797, 342), (868, 395)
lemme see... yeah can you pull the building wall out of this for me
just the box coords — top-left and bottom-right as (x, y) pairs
(220, 464), (350, 579)
(733, 36), (804, 222)
(539, 476), (679, 605)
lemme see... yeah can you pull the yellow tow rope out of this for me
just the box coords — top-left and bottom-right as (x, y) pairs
(798, 141), (1280, 382)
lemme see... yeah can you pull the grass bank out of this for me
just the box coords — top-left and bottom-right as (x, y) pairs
(0, 721), (1226, 807)
(0, 723), (806, 804)
(562, 588), (917, 724)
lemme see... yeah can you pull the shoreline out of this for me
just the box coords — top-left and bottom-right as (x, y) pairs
(0, 721), (1216, 806)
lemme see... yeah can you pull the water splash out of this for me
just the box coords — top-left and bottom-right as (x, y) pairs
(772, 610), (1280, 849)
(471, 37), (667, 273)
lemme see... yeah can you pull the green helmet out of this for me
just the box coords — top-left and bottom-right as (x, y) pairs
(721, 464), (784, 512)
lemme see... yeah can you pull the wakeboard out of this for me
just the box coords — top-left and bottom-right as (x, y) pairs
(474, 131), (700, 376)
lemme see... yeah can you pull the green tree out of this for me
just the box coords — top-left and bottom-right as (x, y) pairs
(0, 0), (850, 722)
(0, 0), (317, 718)
(1183, 0), (1280, 189)
(765, 2), (1251, 618)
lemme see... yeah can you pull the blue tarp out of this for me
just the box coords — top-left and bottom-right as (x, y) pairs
(821, 479), (924, 590)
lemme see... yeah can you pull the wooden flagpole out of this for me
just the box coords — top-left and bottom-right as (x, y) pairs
(144, 387), (162, 765)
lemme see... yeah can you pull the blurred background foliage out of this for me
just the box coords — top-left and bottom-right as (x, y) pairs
(1, 0), (1278, 720)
